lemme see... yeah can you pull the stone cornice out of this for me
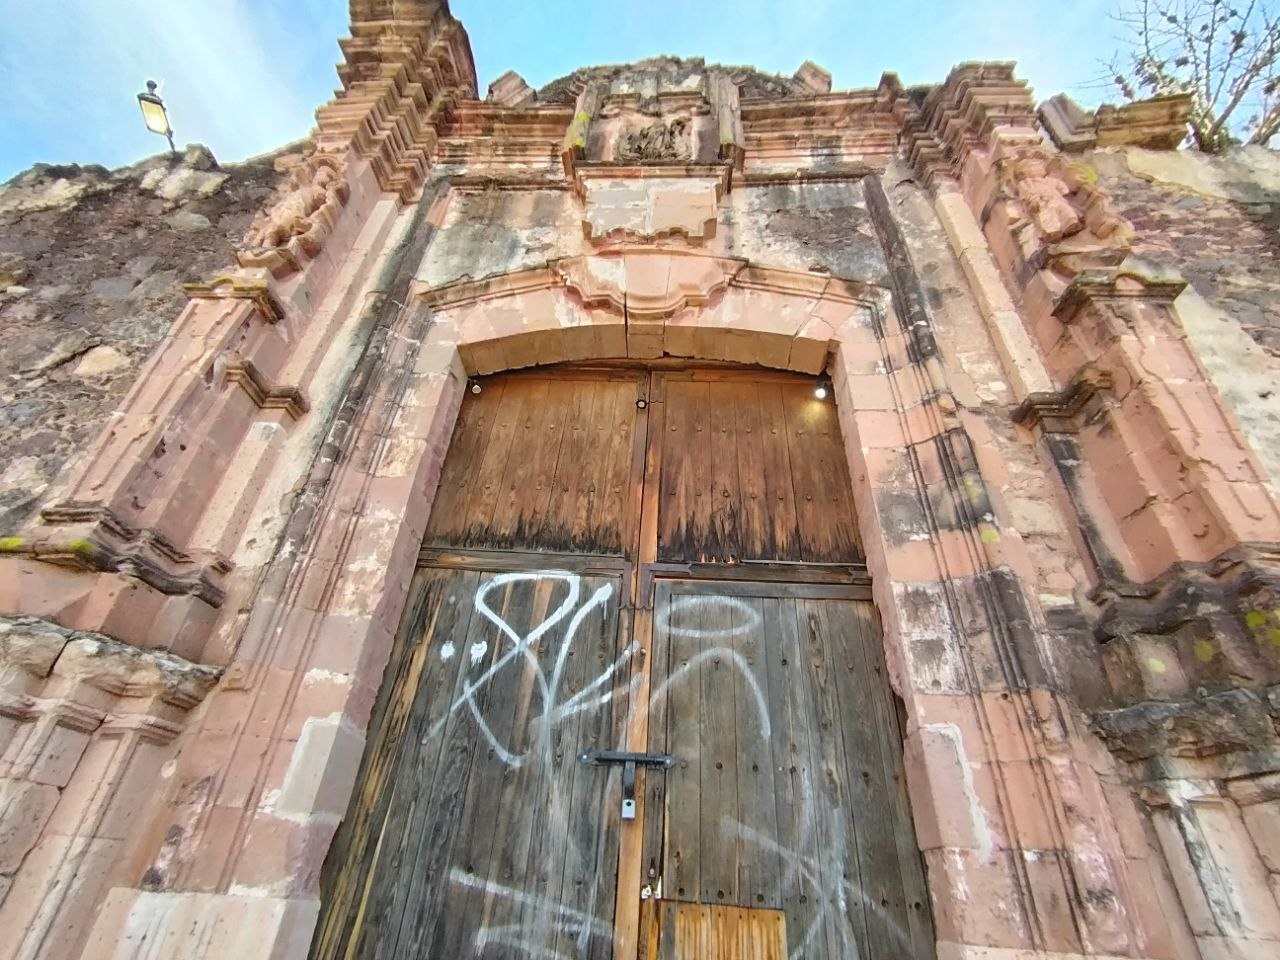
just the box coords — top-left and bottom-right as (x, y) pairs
(0, 615), (222, 710)
(12, 503), (231, 607)
(316, 1), (477, 200)
(1012, 364), (1113, 432)
(1038, 93), (1190, 153)
(225, 360), (310, 421)
(412, 252), (887, 316)
(183, 276), (283, 323)
(904, 61), (1039, 187)
(1053, 269), (1189, 325)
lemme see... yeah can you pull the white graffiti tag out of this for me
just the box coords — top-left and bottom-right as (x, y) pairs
(424, 571), (639, 767)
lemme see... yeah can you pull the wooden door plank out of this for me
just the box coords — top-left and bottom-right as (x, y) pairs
(755, 382), (803, 562)
(424, 381), (504, 544)
(663, 589), (703, 904)
(640, 589), (673, 894)
(781, 383), (835, 564)
(781, 382), (860, 563)
(659, 380), (717, 562)
(698, 592), (741, 906)
(707, 381), (743, 561)
(730, 596), (780, 911)
(313, 567), (457, 957)
(371, 576), (488, 957)
(488, 378), (566, 546)
(424, 574), (536, 956)
(368, 570), (481, 958)
(798, 601), (880, 960)
(728, 381), (771, 562)
(779, 595), (838, 958)
(471, 577), (564, 953)
(542, 377), (600, 552)
(594, 379), (642, 555)
(550, 575), (626, 960)
(386, 575), (493, 958)
(657, 378), (693, 563)
(456, 378), (527, 548)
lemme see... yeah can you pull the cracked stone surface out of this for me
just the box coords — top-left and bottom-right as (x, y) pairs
(0, 145), (287, 531)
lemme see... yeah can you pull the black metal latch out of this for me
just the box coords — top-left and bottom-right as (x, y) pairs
(579, 749), (675, 821)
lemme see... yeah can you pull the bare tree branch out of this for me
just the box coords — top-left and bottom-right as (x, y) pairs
(1105, 0), (1280, 149)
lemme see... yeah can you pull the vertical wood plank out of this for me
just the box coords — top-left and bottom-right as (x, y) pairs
(664, 590), (703, 904)
(488, 379), (562, 545)
(596, 378), (642, 556)
(543, 378), (599, 551)
(698, 593), (741, 906)
(454, 378), (526, 548)
(759, 595), (818, 953)
(731, 596), (780, 911)
(707, 381), (742, 561)
(423, 381), (505, 545)
(756, 382), (803, 562)
(728, 382), (770, 561)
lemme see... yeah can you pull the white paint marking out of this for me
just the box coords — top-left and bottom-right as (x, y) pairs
(440, 641), (455, 662)
(469, 640), (488, 665)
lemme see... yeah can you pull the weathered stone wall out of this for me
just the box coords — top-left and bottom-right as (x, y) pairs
(1086, 145), (1280, 490)
(418, 181), (889, 290)
(0, 147), (287, 530)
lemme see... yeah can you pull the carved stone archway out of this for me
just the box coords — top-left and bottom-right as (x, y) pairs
(75, 241), (1180, 959)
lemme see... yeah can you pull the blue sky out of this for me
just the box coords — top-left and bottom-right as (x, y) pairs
(0, 0), (1120, 181)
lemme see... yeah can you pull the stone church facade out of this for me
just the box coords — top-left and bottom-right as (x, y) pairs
(2, 2), (1280, 958)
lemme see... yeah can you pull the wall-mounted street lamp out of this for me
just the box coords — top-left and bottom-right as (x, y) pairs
(813, 375), (832, 400)
(137, 80), (176, 155)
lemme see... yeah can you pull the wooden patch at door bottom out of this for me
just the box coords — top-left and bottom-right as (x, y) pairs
(645, 900), (787, 960)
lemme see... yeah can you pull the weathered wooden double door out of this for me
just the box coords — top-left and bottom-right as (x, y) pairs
(312, 367), (933, 960)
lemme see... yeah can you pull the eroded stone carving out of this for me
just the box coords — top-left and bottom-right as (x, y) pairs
(615, 118), (691, 163)
(237, 153), (348, 276)
(1011, 155), (1083, 242)
(1000, 148), (1133, 277)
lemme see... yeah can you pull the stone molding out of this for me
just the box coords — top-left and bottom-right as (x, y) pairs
(1093, 542), (1280, 653)
(224, 360), (309, 421)
(183, 276), (283, 322)
(553, 250), (744, 321)
(1053, 269), (1189, 325)
(1092, 685), (1280, 768)
(904, 61), (1040, 189)
(485, 69), (534, 108)
(1, 615), (221, 710)
(14, 503), (230, 606)
(1012, 363), (1114, 432)
(414, 248), (886, 319)
(1039, 92), (1193, 153)
(318, 1), (477, 200)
